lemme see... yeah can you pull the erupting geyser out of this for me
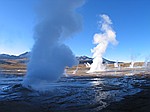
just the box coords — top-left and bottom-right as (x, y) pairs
(23, 0), (85, 90)
(88, 14), (118, 73)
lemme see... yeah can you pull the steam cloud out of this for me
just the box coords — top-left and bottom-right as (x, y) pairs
(23, 0), (85, 90)
(88, 14), (118, 73)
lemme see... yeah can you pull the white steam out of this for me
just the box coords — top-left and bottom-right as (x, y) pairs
(23, 0), (85, 90)
(88, 14), (118, 73)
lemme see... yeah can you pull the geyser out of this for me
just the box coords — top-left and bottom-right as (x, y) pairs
(23, 0), (85, 90)
(88, 14), (118, 73)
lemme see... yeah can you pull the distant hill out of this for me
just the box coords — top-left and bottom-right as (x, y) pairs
(0, 54), (18, 59)
(76, 56), (116, 64)
(0, 52), (30, 59)
(18, 52), (30, 58)
(0, 52), (116, 64)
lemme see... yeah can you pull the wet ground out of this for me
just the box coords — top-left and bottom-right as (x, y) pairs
(102, 86), (150, 112)
(0, 73), (150, 112)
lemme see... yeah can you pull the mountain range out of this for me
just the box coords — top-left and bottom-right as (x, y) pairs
(0, 52), (30, 59)
(0, 52), (116, 64)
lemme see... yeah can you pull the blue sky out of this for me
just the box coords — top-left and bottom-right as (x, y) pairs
(0, 0), (150, 62)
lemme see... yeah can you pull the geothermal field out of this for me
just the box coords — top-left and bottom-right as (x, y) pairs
(0, 57), (150, 112)
(0, 0), (150, 112)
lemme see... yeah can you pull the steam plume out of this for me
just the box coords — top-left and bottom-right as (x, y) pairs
(88, 14), (118, 73)
(23, 0), (85, 90)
